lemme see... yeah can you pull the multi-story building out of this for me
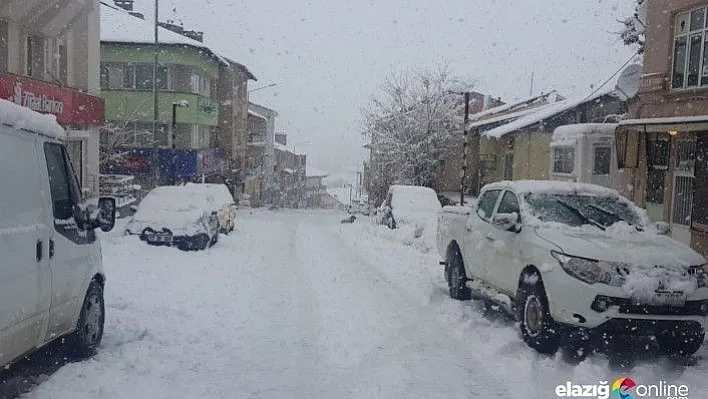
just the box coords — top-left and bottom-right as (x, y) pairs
(303, 167), (328, 208)
(617, 0), (708, 255)
(0, 0), (105, 195)
(99, 1), (254, 190)
(245, 102), (277, 203)
(273, 133), (307, 208)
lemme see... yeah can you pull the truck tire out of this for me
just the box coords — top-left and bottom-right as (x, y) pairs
(446, 247), (471, 301)
(517, 274), (560, 354)
(67, 281), (104, 358)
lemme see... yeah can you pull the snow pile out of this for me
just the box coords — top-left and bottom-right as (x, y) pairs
(551, 123), (617, 146)
(184, 183), (234, 206)
(125, 186), (215, 236)
(0, 99), (66, 139)
(486, 180), (621, 198)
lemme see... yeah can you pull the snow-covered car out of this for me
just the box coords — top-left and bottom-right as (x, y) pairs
(437, 180), (708, 359)
(185, 183), (237, 234)
(376, 185), (442, 230)
(126, 186), (220, 251)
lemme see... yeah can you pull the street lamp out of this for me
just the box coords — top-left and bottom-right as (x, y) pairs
(170, 100), (189, 149)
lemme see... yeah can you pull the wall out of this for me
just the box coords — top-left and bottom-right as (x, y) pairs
(512, 131), (552, 180)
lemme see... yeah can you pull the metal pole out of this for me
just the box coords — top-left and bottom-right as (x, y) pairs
(152, 0), (159, 142)
(461, 92), (469, 206)
(170, 103), (176, 149)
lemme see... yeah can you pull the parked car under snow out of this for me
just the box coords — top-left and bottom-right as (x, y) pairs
(125, 186), (220, 251)
(185, 183), (237, 234)
(437, 180), (708, 359)
(376, 185), (442, 234)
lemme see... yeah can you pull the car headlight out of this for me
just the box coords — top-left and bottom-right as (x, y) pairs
(551, 251), (611, 285)
(689, 264), (708, 288)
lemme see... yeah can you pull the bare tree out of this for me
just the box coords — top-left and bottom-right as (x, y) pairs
(99, 119), (154, 170)
(618, 0), (647, 55)
(361, 64), (473, 202)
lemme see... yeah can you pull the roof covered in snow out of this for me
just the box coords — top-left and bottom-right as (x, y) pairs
(481, 90), (618, 139)
(306, 166), (328, 177)
(469, 92), (556, 123)
(483, 180), (621, 197)
(100, 3), (255, 79)
(247, 109), (267, 120)
(551, 123), (618, 145)
(618, 115), (708, 126)
(0, 99), (66, 139)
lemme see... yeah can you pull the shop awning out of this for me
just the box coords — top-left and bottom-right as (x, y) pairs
(618, 115), (708, 132)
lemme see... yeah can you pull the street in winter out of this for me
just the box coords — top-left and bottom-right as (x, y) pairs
(6, 0), (708, 398)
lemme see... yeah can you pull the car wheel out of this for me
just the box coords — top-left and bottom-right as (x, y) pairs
(517, 274), (560, 354)
(197, 233), (210, 250)
(67, 281), (104, 358)
(446, 247), (471, 301)
(656, 328), (705, 358)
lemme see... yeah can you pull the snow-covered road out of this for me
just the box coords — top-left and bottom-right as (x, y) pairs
(20, 210), (708, 398)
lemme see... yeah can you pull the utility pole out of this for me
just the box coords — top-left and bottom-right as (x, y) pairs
(461, 91), (469, 206)
(152, 0), (159, 140)
(529, 72), (534, 97)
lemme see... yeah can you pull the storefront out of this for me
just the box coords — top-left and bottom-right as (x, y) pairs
(617, 115), (708, 256)
(0, 72), (105, 194)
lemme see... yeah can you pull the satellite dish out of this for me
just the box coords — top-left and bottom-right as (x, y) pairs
(615, 64), (643, 101)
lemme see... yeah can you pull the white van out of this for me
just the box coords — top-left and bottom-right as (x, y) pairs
(0, 99), (116, 368)
(549, 123), (624, 190)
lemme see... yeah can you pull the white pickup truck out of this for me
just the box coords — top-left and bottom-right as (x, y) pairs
(437, 180), (708, 359)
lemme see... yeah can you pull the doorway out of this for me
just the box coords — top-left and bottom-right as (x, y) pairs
(670, 136), (696, 245)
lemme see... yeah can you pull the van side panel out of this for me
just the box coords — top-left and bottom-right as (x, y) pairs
(0, 126), (51, 365)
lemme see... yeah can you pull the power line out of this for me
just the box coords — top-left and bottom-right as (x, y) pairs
(581, 50), (640, 103)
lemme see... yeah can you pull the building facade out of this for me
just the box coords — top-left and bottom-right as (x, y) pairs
(0, 0), (105, 195)
(244, 102), (277, 203)
(617, 0), (708, 255)
(274, 134), (307, 208)
(99, 2), (254, 189)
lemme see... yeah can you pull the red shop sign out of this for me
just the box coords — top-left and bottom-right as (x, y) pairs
(0, 72), (105, 127)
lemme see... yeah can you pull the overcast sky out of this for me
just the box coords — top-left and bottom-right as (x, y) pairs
(133, 0), (637, 176)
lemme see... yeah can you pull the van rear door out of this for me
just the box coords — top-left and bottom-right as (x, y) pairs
(0, 126), (51, 365)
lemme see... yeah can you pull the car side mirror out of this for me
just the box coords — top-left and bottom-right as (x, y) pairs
(492, 212), (520, 232)
(656, 221), (671, 235)
(87, 197), (116, 232)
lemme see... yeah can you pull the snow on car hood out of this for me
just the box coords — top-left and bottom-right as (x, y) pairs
(535, 227), (706, 301)
(126, 187), (213, 236)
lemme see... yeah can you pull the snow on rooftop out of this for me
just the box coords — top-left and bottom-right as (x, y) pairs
(101, 3), (253, 79)
(306, 166), (329, 178)
(481, 90), (617, 139)
(0, 98), (66, 139)
(469, 92), (554, 122)
(618, 115), (708, 126)
(484, 179), (621, 197)
(551, 123), (618, 145)
(247, 109), (268, 120)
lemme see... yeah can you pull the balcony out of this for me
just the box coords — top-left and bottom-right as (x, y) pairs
(247, 133), (268, 146)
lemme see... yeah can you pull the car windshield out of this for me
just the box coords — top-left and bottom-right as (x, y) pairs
(524, 193), (643, 229)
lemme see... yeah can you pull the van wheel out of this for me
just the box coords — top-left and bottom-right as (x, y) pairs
(68, 281), (104, 358)
(517, 275), (560, 354)
(447, 248), (471, 301)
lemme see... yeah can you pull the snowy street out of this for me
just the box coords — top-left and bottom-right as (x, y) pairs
(14, 209), (708, 399)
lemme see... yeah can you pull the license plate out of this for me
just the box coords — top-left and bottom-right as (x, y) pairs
(148, 234), (172, 243)
(650, 291), (686, 307)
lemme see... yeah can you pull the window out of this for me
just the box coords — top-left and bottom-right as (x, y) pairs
(66, 140), (83, 185)
(26, 36), (33, 77)
(672, 7), (708, 89)
(497, 191), (520, 215)
(503, 153), (513, 180)
(0, 20), (7, 72)
(552, 147), (574, 174)
(593, 146), (611, 175)
(44, 143), (81, 220)
(476, 189), (501, 220)
(648, 138), (670, 169)
(58, 44), (67, 84)
(122, 64), (170, 90)
(100, 64), (110, 89)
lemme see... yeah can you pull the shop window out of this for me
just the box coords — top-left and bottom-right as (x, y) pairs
(552, 147), (574, 174)
(692, 134), (708, 229)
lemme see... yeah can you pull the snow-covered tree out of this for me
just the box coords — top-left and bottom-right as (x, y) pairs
(619, 0), (647, 54)
(361, 65), (473, 202)
(99, 120), (154, 169)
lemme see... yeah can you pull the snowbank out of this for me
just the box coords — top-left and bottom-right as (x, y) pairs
(0, 99), (66, 139)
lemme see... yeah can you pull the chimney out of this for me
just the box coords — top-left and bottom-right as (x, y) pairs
(482, 94), (491, 111)
(113, 0), (134, 11)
